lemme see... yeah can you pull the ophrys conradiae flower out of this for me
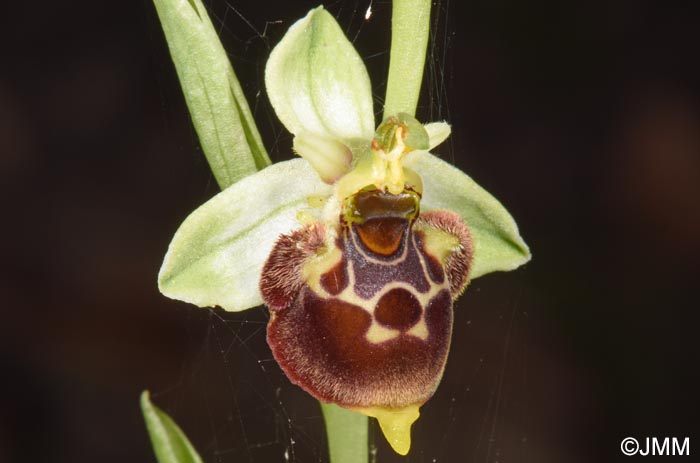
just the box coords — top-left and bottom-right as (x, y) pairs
(158, 6), (530, 455)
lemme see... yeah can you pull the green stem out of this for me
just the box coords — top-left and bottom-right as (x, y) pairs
(321, 403), (368, 463)
(383, 0), (432, 119)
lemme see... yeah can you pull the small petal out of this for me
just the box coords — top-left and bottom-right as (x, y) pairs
(293, 132), (352, 183)
(412, 153), (531, 279)
(158, 159), (332, 312)
(265, 7), (375, 145)
(424, 121), (451, 150)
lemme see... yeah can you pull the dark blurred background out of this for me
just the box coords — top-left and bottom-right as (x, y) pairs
(2, 0), (699, 462)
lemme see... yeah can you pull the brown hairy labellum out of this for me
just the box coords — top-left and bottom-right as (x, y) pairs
(261, 187), (473, 410)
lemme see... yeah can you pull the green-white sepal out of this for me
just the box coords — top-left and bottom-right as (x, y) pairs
(265, 7), (375, 147)
(153, 0), (270, 190)
(412, 153), (531, 279)
(141, 391), (204, 463)
(158, 159), (331, 312)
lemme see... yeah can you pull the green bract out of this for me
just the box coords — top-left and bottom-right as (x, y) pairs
(152, 0), (270, 189)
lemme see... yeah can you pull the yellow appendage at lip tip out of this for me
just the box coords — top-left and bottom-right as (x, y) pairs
(355, 404), (420, 455)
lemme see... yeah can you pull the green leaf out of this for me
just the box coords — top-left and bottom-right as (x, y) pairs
(321, 403), (368, 463)
(158, 159), (332, 312)
(410, 153), (531, 279)
(141, 391), (204, 463)
(265, 7), (375, 146)
(153, 0), (270, 189)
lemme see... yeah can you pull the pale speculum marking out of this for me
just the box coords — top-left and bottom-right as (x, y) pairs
(317, 219), (450, 344)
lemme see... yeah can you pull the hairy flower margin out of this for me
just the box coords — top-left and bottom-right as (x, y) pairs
(156, 5), (530, 456)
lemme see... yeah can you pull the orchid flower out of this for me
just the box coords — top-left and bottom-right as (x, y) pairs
(149, 0), (530, 459)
